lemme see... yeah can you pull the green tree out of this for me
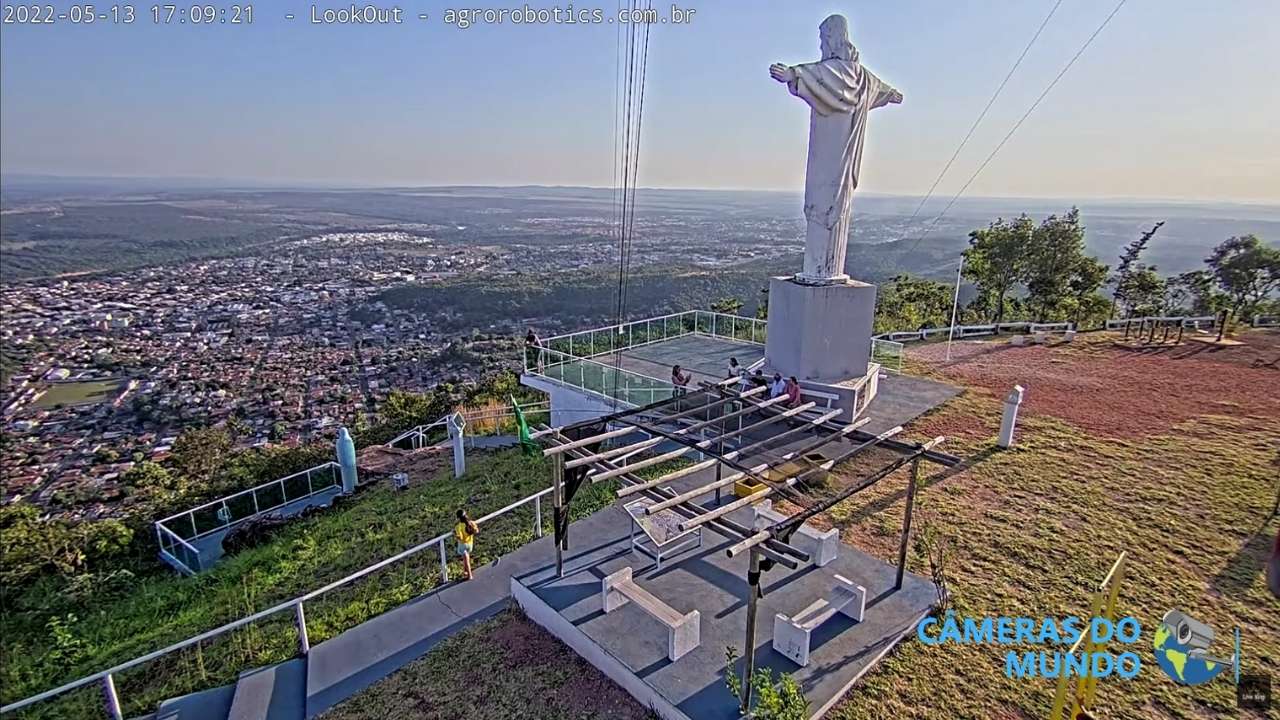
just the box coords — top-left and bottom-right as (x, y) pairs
(380, 389), (455, 435)
(122, 461), (181, 494)
(710, 297), (744, 315)
(170, 426), (233, 486)
(1167, 270), (1221, 315)
(0, 505), (134, 588)
(1111, 221), (1164, 318)
(874, 275), (954, 333)
(269, 421), (289, 444)
(1022, 208), (1088, 321)
(1205, 234), (1280, 322)
(1067, 254), (1112, 326)
(1120, 267), (1166, 318)
(963, 215), (1032, 323)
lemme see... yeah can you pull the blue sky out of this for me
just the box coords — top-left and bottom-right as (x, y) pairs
(2, 1), (1277, 201)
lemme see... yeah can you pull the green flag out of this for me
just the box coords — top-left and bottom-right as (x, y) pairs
(511, 395), (538, 456)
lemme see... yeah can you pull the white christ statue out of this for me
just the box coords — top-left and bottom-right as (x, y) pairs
(771, 14), (902, 285)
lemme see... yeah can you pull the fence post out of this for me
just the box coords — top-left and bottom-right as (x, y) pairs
(438, 539), (449, 584)
(534, 495), (543, 538)
(101, 673), (124, 720)
(295, 601), (311, 655)
(189, 513), (198, 538)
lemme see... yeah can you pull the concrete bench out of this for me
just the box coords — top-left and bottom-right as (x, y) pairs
(602, 567), (700, 661)
(772, 575), (866, 667)
(753, 499), (838, 567)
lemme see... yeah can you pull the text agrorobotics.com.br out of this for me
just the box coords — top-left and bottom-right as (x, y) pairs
(439, 4), (695, 28)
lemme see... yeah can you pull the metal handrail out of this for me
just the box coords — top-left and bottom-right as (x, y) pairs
(534, 346), (674, 389)
(156, 462), (341, 527)
(155, 522), (200, 556)
(538, 309), (766, 352)
(1, 485), (553, 716)
(387, 403), (552, 448)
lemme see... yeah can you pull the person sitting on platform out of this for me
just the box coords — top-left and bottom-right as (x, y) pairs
(750, 369), (768, 390)
(770, 372), (787, 398)
(671, 364), (692, 393)
(785, 376), (803, 408)
(727, 356), (741, 378)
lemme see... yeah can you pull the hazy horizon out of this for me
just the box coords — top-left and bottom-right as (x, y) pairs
(3, 1), (1278, 203)
(4, 174), (1280, 212)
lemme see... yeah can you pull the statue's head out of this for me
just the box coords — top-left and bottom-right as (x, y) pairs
(819, 14), (857, 62)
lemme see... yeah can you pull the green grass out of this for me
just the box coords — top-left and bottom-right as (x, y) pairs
(1, 449), (631, 719)
(822, 384), (1279, 719)
(32, 379), (125, 408)
(320, 609), (657, 720)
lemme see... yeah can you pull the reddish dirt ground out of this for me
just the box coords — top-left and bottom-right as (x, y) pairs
(908, 329), (1280, 439)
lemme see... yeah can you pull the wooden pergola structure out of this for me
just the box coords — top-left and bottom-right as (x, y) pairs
(537, 381), (960, 713)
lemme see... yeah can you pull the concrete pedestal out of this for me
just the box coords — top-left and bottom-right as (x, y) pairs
(764, 276), (877, 382)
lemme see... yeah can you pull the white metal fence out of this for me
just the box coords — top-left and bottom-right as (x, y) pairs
(153, 462), (342, 575)
(3, 484), (552, 719)
(1104, 315), (1217, 331)
(388, 402), (552, 450)
(527, 346), (677, 407)
(533, 310), (767, 366)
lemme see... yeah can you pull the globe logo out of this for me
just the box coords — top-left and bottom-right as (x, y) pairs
(1152, 610), (1237, 686)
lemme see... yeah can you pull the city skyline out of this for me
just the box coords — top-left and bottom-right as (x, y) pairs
(2, 1), (1279, 202)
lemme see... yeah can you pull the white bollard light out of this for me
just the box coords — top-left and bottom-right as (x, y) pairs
(998, 385), (1025, 449)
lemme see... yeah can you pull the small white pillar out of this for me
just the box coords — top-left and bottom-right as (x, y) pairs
(998, 385), (1025, 449)
(447, 412), (466, 478)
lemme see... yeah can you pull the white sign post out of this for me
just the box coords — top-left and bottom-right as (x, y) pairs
(998, 385), (1025, 449)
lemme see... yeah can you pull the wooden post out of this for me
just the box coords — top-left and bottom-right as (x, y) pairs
(552, 453), (565, 577)
(895, 458), (922, 590)
(740, 549), (762, 716)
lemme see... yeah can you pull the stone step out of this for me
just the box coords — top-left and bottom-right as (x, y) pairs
(227, 658), (307, 720)
(154, 684), (235, 720)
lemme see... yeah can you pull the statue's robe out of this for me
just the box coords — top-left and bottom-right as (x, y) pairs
(788, 57), (899, 282)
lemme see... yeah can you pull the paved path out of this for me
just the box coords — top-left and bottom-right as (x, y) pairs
(304, 527), (566, 717)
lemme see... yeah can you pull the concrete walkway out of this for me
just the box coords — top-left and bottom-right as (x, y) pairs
(304, 529), (564, 717)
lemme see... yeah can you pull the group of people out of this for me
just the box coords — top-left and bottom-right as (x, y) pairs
(672, 356), (804, 407)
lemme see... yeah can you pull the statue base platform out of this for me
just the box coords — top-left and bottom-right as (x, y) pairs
(764, 275), (877, 383)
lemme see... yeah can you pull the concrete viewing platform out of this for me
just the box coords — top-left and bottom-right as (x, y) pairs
(512, 500), (938, 720)
(605, 333), (767, 385)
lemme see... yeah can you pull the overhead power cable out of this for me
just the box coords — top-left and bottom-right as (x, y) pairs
(903, 0), (1065, 229)
(901, 0), (1127, 260)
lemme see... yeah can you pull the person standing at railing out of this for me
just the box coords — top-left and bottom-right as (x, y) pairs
(671, 364), (692, 394)
(525, 328), (544, 372)
(455, 508), (479, 581)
